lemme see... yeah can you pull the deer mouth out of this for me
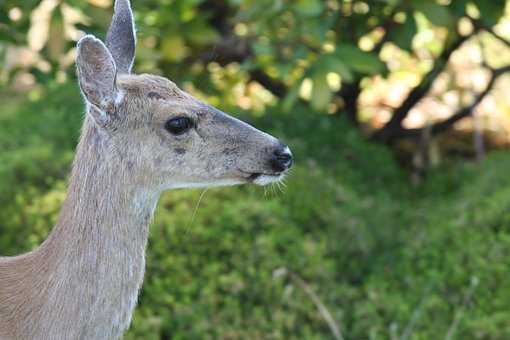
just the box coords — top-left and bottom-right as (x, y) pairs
(239, 170), (286, 186)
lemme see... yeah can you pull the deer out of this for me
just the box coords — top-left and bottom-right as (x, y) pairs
(0, 0), (292, 338)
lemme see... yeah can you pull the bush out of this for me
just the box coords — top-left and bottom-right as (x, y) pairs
(2, 84), (510, 339)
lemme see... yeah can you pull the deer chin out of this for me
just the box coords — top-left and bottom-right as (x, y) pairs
(253, 174), (286, 186)
(245, 172), (286, 186)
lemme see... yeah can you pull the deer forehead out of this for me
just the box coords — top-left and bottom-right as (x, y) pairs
(117, 73), (193, 101)
(116, 73), (204, 119)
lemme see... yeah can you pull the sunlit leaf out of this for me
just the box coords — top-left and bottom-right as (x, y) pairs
(449, 0), (469, 16)
(334, 45), (385, 75)
(161, 36), (188, 62)
(28, 0), (59, 52)
(47, 6), (65, 62)
(321, 55), (354, 83)
(87, 0), (112, 9)
(295, 0), (323, 17)
(474, 0), (506, 26)
(412, 1), (452, 27)
(253, 40), (274, 56)
(282, 80), (302, 112)
(311, 68), (331, 111)
(388, 12), (417, 52)
(185, 23), (219, 45)
(380, 0), (401, 4)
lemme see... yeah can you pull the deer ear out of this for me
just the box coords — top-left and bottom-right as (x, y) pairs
(76, 35), (118, 125)
(106, 0), (136, 74)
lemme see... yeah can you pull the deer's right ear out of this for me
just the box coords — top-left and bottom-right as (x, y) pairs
(106, 0), (136, 74)
(76, 35), (118, 126)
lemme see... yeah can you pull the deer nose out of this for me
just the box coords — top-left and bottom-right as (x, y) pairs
(271, 145), (293, 172)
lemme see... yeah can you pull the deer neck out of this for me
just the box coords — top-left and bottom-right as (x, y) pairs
(32, 118), (160, 338)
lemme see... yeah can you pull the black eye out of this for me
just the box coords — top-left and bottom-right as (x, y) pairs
(165, 117), (194, 135)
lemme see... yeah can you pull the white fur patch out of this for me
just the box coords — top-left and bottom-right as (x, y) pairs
(115, 90), (125, 105)
(166, 178), (246, 190)
(253, 174), (285, 186)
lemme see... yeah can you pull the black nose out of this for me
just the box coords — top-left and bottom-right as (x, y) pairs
(271, 145), (293, 172)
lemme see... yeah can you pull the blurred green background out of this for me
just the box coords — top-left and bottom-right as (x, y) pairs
(1, 0), (510, 339)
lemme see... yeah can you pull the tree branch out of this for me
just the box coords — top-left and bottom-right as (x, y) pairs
(332, 16), (393, 124)
(194, 35), (288, 97)
(337, 80), (361, 125)
(372, 8), (398, 55)
(373, 32), (475, 142)
(249, 69), (288, 97)
(471, 18), (510, 49)
(485, 27), (510, 48)
(197, 1), (289, 98)
(395, 65), (510, 139)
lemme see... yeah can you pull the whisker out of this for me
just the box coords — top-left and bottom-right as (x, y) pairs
(184, 188), (209, 236)
(275, 181), (282, 194)
(280, 184), (287, 193)
(268, 183), (275, 197)
(277, 180), (286, 195)
(280, 179), (288, 188)
(271, 182), (279, 196)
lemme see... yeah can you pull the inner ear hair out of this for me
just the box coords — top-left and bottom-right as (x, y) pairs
(76, 35), (119, 126)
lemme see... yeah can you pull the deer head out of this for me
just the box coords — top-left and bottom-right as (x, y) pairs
(75, 0), (292, 192)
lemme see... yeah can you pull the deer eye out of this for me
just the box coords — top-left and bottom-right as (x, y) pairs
(165, 117), (194, 135)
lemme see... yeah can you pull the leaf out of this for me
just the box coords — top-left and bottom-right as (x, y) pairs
(449, 0), (469, 17)
(474, 0), (506, 26)
(185, 23), (219, 45)
(311, 69), (332, 111)
(412, 1), (453, 27)
(252, 40), (274, 56)
(47, 7), (65, 62)
(321, 55), (354, 83)
(380, 0), (401, 4)
(282, 80), (301, 112)
(0, 26), (21, 44)
(334, 45), (385, 75)
(295, 0), (324, 17)
(388, 12), (417, 52)
(161, 36), (189, 62)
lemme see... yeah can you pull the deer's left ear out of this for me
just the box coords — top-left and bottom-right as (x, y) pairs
(106, 0), (136, 74)
(76, 35), (118, 125)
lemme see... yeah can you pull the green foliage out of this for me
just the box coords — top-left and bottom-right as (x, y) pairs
(1, 0), (510, 338)
(412, 1), (454, 28)
(335, 45), (386, 75)
(474, 0), (507, 26)
(387, 12), (417, 52)
(1, 0), (507, 114)
(0, 85), (81, 253)
(2, 85), (510, 338)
